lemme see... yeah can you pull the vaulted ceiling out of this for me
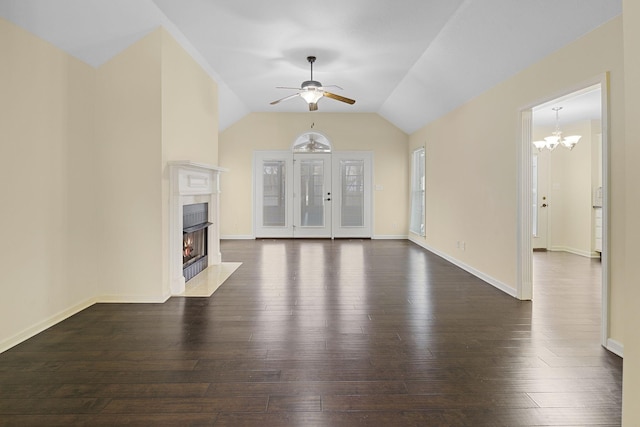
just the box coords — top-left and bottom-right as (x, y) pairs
(0, 0), (621, 133)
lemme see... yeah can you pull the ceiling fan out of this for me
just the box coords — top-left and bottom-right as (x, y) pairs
(270, 56), (356, 111)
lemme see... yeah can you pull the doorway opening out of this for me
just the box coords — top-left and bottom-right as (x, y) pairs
(518, 74), (611, 350)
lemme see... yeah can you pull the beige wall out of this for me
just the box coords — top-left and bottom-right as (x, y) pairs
(95, 30), (165, 301)
(0, 18), (98, 348)
(219, 112), (408, 238)
(161, 30), (218, 166)
(160, 29), (219, 295)
(409, 17), (625, 340)
(92, 28), (220, 301)
(623, 1), (640, 424)
(0, 22), (220, 350)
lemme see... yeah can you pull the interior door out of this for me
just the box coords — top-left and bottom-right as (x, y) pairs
(533, 151), (549, 249)
(293, 153), (332, 237)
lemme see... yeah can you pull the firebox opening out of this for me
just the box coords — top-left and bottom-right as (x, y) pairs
(182, 203), (211, 282)
(183, 228), (207, 267)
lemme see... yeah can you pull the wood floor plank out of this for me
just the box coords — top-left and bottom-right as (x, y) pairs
(0, 240), (621, 425)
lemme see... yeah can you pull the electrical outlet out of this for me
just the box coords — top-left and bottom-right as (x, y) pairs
(461, 241), (466, 251)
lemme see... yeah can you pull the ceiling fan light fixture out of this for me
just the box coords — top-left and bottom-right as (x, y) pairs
(270, 56), (355, 110)
(300, 89), (323, 104)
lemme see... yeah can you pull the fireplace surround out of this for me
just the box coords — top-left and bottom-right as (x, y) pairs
(169, 161), (226, 295)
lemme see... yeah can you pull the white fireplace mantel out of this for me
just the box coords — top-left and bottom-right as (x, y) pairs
(169, 161), (227, 295)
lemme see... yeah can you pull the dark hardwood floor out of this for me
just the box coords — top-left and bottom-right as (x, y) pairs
(0, 240), (621, 426)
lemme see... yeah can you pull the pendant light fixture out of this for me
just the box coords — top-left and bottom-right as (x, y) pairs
(533, 107), (582, 151)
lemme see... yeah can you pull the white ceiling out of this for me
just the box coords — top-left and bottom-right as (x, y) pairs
(0, 0), (621, 134)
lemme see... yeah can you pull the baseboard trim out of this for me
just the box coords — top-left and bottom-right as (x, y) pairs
(408, 236), (517, 298)
(606, 338), (624, 358)
(97, 294), (170, 304)
(0, 297), (98, 354)
(0, 291), (177, 353)
(373, 234), (408, 240)
(222, 234), (411, 240)
(549, 246), (600, 259)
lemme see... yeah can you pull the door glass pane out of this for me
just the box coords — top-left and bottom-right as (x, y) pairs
(341, 160), (364, 227)
(299, 159), (324, 227)
(263, 160), (286, 227)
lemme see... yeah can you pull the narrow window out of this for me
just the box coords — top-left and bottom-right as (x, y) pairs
(410, 147), (425, 236)
(532, 154), (538, 236)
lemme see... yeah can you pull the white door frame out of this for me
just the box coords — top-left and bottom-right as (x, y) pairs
(516, 73), (610, 349)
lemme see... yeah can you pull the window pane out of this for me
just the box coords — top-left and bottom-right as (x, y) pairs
(263, 160), (286, 226)
(299, 159), (324, 227)
(341, 160), (364, 227)
(410, 148), (425, 236)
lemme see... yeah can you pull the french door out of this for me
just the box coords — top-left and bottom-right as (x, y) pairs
(293, 153), (332, 237)
(254, 151), (372, 238)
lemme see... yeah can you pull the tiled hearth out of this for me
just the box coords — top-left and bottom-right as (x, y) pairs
(175, 262), (242, 297)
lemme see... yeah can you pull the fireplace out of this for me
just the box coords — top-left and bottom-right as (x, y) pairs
(169, 161), (226, 295)
(182, 203), (212, 282)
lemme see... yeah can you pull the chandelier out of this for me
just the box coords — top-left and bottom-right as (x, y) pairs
(533, 107), (582, 151)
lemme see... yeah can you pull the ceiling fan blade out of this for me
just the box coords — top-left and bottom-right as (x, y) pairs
(270, 93), (300, 105)
(276, 86), (302, 90)
(324, 91), (356, 105)
(309, 102), (318, 112)
(320, 85), (344, 91)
